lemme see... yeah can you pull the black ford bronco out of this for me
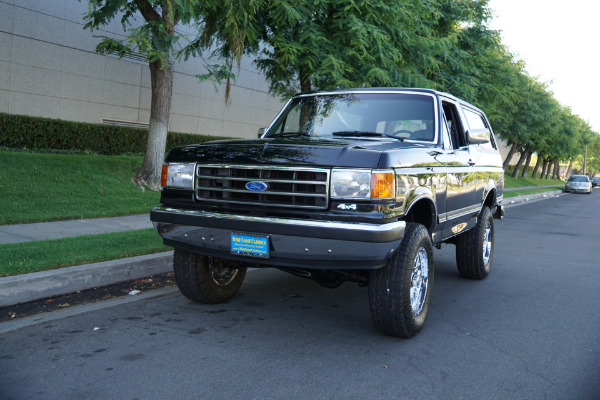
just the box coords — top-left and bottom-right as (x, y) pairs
(151, 88), (504, 337)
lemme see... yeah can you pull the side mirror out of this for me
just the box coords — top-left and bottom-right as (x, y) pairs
(467, 128), (490, 145)
(257, 127), (266, 138)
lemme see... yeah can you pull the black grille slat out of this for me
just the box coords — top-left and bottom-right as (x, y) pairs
(195, 165), (329, 209)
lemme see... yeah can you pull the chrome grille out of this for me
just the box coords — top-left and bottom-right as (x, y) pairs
(196, 165), (330, 209)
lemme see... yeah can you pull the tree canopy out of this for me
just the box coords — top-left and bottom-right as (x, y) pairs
(249, 0), (598, 176)
(83, 0), (599, 182)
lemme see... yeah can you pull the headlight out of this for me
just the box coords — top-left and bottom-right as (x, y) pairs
(161, 163), (195, 189)
(331, 169), (395, 200)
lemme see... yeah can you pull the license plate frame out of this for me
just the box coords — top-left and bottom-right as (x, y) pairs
(230, 232), (269, 259)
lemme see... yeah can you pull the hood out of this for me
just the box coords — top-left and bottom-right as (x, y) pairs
(165, 137), (434, 169)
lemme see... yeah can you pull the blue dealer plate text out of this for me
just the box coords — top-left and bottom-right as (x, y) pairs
(231, 232), (269, 258)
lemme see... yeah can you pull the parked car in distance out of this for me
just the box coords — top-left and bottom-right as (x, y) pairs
(592, 177), (600, 188)
(564, 175), (592, 194)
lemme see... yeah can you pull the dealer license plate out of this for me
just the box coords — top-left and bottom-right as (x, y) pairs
(231, 232), (269, 259)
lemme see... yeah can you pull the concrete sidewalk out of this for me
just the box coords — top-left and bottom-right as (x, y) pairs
(0, 190), (564, 309)
(0, 214), (153, 244)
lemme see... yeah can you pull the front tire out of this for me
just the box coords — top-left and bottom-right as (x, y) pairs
(173, 249), (246, 304)
(368, 223), (434, 338)
(456, 206), (494, 280)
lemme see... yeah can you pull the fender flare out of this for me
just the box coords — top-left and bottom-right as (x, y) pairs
(404, 186), (437, 233)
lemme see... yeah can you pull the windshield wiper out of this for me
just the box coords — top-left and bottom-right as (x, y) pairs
(268, 131), (311, 137)
(332, 131), (404, 141)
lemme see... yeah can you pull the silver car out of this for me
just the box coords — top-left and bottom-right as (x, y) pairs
(565, 175), (592, 194)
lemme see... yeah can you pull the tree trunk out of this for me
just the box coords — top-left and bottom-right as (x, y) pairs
(545, 159), (552, 180)
(531, 156), (542, 179)
(138, 61), (174, 190)
(502, 142), (519, 170)
(521, 151), (533, 179)
(552, 159), (560, 180)
(511, 145), (531, 179)
(541, 159), (549, 179)
(298, 62), (312, 94)
(565, 159), (573, 178)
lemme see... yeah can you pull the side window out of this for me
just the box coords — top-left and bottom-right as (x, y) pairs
(462, 107), (496, 149)
(463, 108), (487, 130)
(442, 101), (466, 149)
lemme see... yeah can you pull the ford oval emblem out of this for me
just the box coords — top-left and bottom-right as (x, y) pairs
(245, 181), (269, 191)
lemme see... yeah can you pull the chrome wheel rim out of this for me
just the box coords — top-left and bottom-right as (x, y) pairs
(208, 258), (239, 286)
(410, 247), (429, 316)
(482, 220), (492, 266)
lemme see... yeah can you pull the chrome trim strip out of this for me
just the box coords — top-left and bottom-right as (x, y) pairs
(196, 164), (330, 174)
(191, 198), (327, 210)
(444, 204), (481, 221)
(196, 186), (327, 198)
(153, 206), (406, 234)
(196, 175), (325, 184)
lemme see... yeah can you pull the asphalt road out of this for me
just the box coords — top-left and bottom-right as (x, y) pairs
(1, 192), (599, 400)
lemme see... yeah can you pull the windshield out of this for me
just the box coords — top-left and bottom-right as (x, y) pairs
(265, 92), (436, 141)
(568, 175), (589, 182)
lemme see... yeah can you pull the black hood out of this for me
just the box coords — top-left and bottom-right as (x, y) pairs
(165, 137), (433, 168)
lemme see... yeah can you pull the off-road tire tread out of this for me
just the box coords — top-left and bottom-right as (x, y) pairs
(173, 249), (246, 304)
(368, 223), (434, 338)
(456, 207), (494, 280)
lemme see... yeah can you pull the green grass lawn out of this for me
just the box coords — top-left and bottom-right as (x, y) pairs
(503, 170), (565, 197)
(503, 174), (564, 188)
(0, 151), (160, 225)
(0, 229), (171, 277)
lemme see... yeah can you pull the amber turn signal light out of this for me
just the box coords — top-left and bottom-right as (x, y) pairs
(371, 172), (395, 199)
(161, 164), (169, 187)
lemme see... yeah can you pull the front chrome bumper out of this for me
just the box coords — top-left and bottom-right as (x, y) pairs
(150, 206), (406, 270)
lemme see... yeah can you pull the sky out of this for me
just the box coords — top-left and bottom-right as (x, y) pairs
(486, 0), (600, 133)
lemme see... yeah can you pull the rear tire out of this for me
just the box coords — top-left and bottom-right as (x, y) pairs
(456, 207), (494, 280)
(173, 249), (246, 304)
(368, 223), (434, 338)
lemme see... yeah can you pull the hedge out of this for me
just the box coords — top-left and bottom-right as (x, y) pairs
(0, 112), (233, 155)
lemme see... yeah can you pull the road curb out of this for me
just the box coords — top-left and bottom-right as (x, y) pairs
(0, 251), (173, 308)
(504, 190), (564, 207)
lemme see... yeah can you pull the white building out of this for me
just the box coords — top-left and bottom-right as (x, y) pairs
(0, 0), (284, 138)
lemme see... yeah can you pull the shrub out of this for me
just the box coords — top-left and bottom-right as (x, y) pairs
(0, 113), (232, 155)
